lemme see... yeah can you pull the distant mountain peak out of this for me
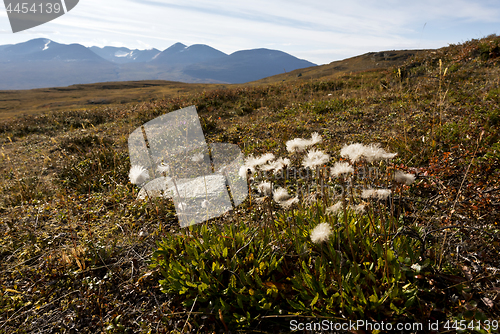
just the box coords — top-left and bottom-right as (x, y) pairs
(0, 38), (317, 89)
(172, 42), (187, 47)
(164, 42), (188, 52)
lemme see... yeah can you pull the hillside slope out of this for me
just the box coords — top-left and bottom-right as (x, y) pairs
(0, 35), (499, 332)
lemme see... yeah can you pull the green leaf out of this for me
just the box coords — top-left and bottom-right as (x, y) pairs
(310, 292), (319, 307)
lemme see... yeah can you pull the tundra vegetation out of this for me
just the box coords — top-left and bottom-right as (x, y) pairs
(1, 35), (500, 333)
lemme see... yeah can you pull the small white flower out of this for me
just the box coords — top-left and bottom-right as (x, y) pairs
(302, 149), (330, 169)
(129, 165), (150, 185)
(411, 263), (422, 273)
(257, 181), (273, 196)
(394, 171), (416, 185)
(191, 153), (204, 163)
(330, 161), (354, 177)
(310, 223), (332, 244)
(326, 201), (342, 214)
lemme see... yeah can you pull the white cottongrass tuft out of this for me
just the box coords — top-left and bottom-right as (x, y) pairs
(156, 163), (170, 174)
(302, 149), (330, 169)
(361, 189), (375, 198)
(394, 171), (416, 185)
(352, 203), (366, 214)
(310, 223), (332, 244)
(330, 161), (354, 177)
(361, 188), (391, 200)
(238, 165), (256, 179)
(191, 153), (204, 163)
(286, 132), (322, 153)
(340, 143), (366, 163)
(362, 143), (397, 163)
(273, 187), (291, 202)
(257, 181), (273, 196)
(310, 132), (322, 145)
(326, 201), (342, 214)
(129, 165), (150, 185)
(244, 153), (275, 169)
(286, 138), (310, 153)
(260, 157), (291, 174)
(278, 197), (299, 209)
(340, 143), (397, 163)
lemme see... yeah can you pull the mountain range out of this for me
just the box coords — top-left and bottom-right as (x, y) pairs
(0, 39), (316, 90)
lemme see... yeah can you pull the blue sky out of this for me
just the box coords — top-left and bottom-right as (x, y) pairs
(1, 0), (499, 65)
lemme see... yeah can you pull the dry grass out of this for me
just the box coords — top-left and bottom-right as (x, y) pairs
(0, 81), (221, 121)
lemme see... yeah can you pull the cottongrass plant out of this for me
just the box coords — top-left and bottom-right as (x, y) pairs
(302, 149), (330, 169)
(260, 157), (291, 174)
(129, 165), (150, 185)
(156, 162), (170, 175)
(240, 137), (404, 271)
(257, 181), (273, 197)
(361, 188), (392, 200)
(241, 137), (401, 227)
(330, 161), (354, 177)
(233, 136), (405, 267)
(273, 187), (299, 209)
(286, 132), (322, 153)
(340, 143), (397, 163)
(154, 134), (430, 329)
(326, 201), (342, 215)
(394, 170), (416, 185)
(310, 222), (332, 244)
(244, 153), (275, 170)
